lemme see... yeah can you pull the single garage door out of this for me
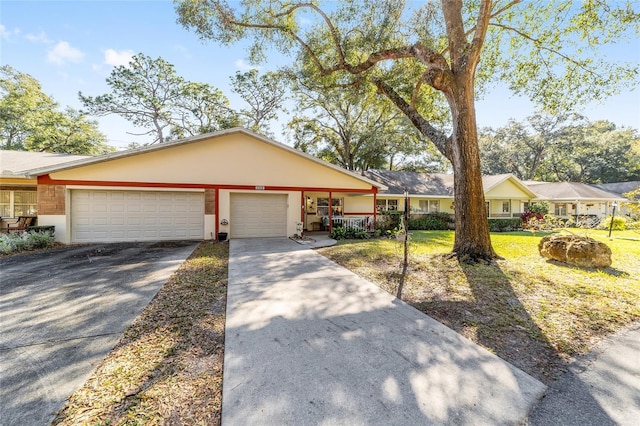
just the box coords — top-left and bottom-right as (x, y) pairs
(230, 193), (287, 238)
(71, 190), (204, 243)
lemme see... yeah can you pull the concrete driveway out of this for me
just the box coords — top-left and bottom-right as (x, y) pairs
(0, 241), (198, 426)
(224, 238), (546, 425)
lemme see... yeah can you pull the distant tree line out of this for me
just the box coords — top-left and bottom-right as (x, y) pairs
(2, 60), (638, 186)
(479, 113), (640, 184)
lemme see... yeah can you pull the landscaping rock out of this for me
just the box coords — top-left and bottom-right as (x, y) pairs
(538, 235), (612, 268)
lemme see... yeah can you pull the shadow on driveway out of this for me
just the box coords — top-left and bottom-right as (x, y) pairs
(0, 241), (198, 426)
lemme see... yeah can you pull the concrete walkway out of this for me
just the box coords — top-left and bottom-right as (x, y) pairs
(223, 238), (546, 425)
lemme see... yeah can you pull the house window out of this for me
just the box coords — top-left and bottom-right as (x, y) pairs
(502, 201), (510, 213)
(376, 199), (398, 212)
(420, 199), (440, 212)
(318, 197), (343, 216)
(555, 203), (567, 216)
(523, 202), (530, 212)
(0, 190), (37, 217)
(485, 201), (490, 217)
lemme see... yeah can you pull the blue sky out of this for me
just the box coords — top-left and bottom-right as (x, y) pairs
(1, 0), (639, 150)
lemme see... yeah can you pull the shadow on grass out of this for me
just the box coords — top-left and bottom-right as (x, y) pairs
(543, 259), (630, 277)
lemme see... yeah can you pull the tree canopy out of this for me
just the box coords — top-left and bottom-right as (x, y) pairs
(0, 65), (113, 155)
(175, 0), (640, 259)
(230, 69), (288, 135)
(80, 53), (239, 144)
(480, 115), (640, 184)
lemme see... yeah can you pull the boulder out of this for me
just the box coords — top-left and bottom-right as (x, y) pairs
(538, 235), (612, 268)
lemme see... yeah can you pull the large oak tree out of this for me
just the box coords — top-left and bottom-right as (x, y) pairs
(175, 0), (639, 260)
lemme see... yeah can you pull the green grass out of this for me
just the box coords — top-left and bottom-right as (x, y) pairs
(318, 230), (640, 383)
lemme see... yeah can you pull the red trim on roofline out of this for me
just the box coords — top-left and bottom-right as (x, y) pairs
(38, 175), (377, 194)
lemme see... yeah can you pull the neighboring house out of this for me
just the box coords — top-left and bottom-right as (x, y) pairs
(0, 150), (91, 228)
(593, 181), (639, 217)
(524, 181), (624, 219)
(25, 128), (386, 244)
(363, 170), (538, 219)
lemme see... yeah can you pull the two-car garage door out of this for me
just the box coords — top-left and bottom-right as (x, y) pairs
(71, 190), (204, 243)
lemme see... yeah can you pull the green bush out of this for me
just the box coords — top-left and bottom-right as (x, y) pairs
(408, 213), (452, 230)
(329, 227), (370, 240)
(0, 230), (55, 254)
(598, 215), (627, 231)
(488, 218), (522, 232)
(374, 211), (402, 232)
(626, 221), (640, 230)
(26, 225), (55, 234)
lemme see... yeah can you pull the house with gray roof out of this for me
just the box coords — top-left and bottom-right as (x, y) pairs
(524, 181), (624, 218)
(363, 170), (538, 218)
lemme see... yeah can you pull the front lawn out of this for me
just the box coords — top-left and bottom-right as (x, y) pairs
(318, 230), (640, 383)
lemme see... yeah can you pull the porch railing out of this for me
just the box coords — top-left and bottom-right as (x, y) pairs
(329, 216), (374, 231)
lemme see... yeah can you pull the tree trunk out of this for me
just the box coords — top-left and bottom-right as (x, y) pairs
(446, 78), (497, 260)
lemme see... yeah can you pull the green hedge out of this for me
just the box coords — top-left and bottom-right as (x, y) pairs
(26, 225), (55, 234)
(408, 212), (454, 230)
(488, 218), (522, 232)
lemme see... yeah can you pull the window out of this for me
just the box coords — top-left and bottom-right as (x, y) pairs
(502, 201), (510, 213)
(485, 201), (490, 217)
(317, 197), (343, 216)
(419, 199), (439, 212)
(376, 199), (398, 212)
(523, 202), (530, 212)
(0, 190), (37, 217)
(555, 203), (567, 216)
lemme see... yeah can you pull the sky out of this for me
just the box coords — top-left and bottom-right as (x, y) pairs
(1, 0), (639, 151)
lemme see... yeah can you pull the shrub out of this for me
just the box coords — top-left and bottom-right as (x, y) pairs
(488, 218), (522, 232)
(520, 211), (543, 228)
(329, 227), (370, 240)
(528, 202), (549, 215)
(0, 230), (55, 254)
(598, 215), (627, 231)
(26, 225), (55, 234)
(408, 213), (451, 230)
(375, 211), (402, 232)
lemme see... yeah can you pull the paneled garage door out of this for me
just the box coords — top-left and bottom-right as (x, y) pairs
(230, 193), (287, 238)
(71, 190), (204, 243)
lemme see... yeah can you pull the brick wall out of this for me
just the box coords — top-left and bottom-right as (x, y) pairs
(205, 189), (216, 215)
(38, 185), (66, 215)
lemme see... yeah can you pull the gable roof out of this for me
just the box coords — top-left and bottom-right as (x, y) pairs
(24, 128), (386, 190)
(362, 170), (537, 198)
(0, 150), (92, 179)
(525, 181), (624, 201)
(593, 181), (640, 196)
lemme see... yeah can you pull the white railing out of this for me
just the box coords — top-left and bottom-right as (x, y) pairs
(330, 216), (373, 231)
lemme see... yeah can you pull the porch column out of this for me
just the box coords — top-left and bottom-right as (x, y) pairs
(301, 192), (305, 235)
(373, 188), (377, 228)
(328, 191), (333, 233)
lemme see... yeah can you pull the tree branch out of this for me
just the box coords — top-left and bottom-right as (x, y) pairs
(372, 78), (451, 160)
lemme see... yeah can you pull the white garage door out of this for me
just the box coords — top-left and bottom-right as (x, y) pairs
(71, 190), (204, 243)
(230, 193), (287, 238)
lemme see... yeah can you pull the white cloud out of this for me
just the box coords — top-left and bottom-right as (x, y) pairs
(234, 59), (261, 71)
(0, 24), (20, 39)
(47, 41), (84, 65)
(25, 31), (52, 44)
(103, 48), (134, 67)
